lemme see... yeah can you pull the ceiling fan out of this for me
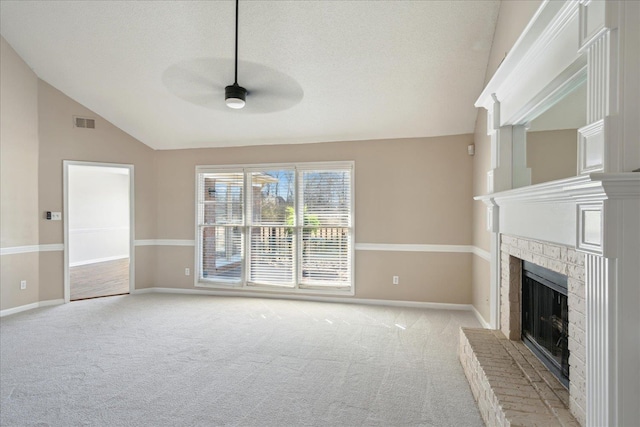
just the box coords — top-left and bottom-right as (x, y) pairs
(224, 0), (246, 109)
(162, 0), (303, 114)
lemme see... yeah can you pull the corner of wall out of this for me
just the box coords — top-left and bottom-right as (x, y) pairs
(0, 36), (41, 311)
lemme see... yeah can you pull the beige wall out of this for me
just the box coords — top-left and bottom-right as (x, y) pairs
(155, 135), (474, 303)
(471, 0), (543, 323)
(0, 37), (40, 310)
(527, 129), (577, 184)
(37, 81), (157, 301)
(5, 2), (549, 311)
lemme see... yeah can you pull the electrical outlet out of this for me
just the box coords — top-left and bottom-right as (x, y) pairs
(20, 280), (27, 290)
(51, 212), (62, 221)
(392, 276), (399, 285)
(185, 268), (190, 276)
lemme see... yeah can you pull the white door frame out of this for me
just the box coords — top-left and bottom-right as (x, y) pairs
(63, 160), (135, 303)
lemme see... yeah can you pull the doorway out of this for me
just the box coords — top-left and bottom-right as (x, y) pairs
(64, 162), (134, 302)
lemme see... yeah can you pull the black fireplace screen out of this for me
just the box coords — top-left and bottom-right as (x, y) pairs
(521, 261), (570, 388)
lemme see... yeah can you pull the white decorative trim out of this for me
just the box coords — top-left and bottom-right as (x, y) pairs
(577, 203), (604, 255)
(472, 247), (491, 261)
(476, 1), (581, 115)
(69, 255), (129, 268)
(70, 226), (129, 234)
(578, 0), (608, 51)
(475, 173), (640, 206)
(133, 287), (474, 311)
(134, 239), (195, 247)
(585, 254), (612, 427)
(355, 243), (475, 254)
(39, 244), (65, 252)
(63, 160), (136, 305)
(472, 306), (491, 329)
(0, 244), (64, 255)
(355, 243), (490, 261)
(0, 299), (65, 317)
(578, 119), (605, 174)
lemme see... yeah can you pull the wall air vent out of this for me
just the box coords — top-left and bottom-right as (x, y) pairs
(74, 116), (96, 129)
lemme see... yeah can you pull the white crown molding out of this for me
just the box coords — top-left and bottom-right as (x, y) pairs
(476, 0), (579, 111)
(0, 244), (64, 255)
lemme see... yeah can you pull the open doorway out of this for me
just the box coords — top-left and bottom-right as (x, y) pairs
(64, 161), (134, 302)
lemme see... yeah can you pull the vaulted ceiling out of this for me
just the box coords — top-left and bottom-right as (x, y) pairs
(0, 1), (500, 150)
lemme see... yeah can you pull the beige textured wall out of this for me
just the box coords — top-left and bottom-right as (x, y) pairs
(471, 0), (543, 323)
(527, 129), (577, 184)
(0, 37), (40, 310)
(37, 81), (157, 301)
(155, 135), (474, 303)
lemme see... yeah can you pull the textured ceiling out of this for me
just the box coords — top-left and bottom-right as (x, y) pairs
(0, 1), (500, 150)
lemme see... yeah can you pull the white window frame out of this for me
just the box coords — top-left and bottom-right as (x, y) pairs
(195, 161), (355, 296)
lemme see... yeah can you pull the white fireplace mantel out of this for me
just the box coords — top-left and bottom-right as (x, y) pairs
(475, 173), (640, 254)
(472, 1), (640, 425)
(475, 173), (640, 205)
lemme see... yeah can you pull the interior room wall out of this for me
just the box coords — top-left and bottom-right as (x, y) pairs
(0, 36), (40, 311)
(68, 166), (130, 266)
(153, 136), (475, 304)
(37, 81), (157, 303)
(471, 0), (543, 323)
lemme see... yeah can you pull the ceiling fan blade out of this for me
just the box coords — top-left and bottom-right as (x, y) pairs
(162, 58), (227, 102)
(162, 57), (303, 113)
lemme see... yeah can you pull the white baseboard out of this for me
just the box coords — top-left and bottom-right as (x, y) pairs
(70, 255), (129, 267)
(133, 287), (474, 311)
(0, 299), (65, 317)
(472, 306), (491, 329)
(0, 291), (489, 325)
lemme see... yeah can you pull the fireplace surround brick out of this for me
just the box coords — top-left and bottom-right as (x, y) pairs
(500, 234), (586, 425)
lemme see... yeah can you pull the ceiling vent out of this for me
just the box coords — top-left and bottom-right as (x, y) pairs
(74, 116), (96, 129)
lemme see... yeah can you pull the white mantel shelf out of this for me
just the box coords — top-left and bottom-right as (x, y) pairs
(474, 173), (640, 206)
(471, 0), (640, 424)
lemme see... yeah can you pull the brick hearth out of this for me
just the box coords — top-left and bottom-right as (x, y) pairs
(460, 235), (586, 426)
(460, 328), (579, 427)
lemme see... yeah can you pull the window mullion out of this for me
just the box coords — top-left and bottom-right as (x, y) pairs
(243, 169), (250, 287)
(295, 167), (302, 288)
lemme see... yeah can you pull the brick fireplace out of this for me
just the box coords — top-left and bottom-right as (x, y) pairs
(467, 1), (640, 424)
(499, 234), (586, 425)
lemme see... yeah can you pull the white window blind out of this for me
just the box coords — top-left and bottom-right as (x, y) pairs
(196, 162), (353, 293)
(198, 171), (244, 283)
(248, 170), (295, 286)
(299, 169), (352, 287)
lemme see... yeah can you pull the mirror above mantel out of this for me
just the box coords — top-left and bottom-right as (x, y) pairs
(520, 81), (587, 187)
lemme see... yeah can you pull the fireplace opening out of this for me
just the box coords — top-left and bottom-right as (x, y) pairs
(521, 261), (569, 388)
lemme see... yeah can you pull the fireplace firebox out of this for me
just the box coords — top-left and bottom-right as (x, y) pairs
(521, 261), (569, 388)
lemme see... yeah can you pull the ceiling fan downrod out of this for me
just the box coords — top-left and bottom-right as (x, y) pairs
(225, 0), (247, 109)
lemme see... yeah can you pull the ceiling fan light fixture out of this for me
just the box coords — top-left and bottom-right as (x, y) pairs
(225, 83), (247, 109)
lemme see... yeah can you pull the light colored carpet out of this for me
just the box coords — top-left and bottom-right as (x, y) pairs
(0, 293), (483, 426)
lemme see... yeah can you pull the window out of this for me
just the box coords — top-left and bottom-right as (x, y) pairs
(196, 162), (354, 293)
